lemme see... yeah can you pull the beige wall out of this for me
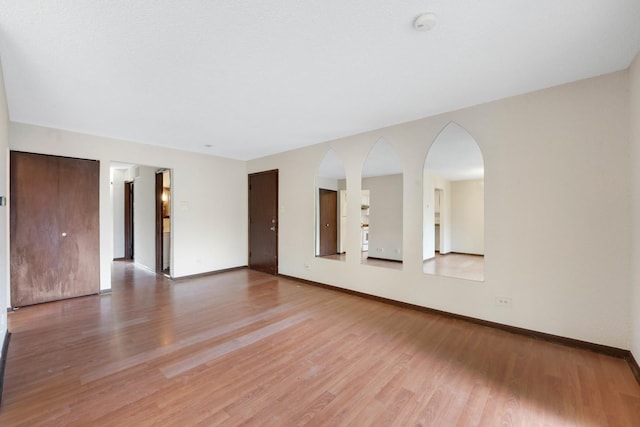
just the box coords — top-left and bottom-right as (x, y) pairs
(133, 165), (157, 271)
(362, 174), (403, 261)
(630, 52), (640, 360)
(450, 179), (484, 255)
(248, 70), (631, 349)
(111, 169), (125, 259)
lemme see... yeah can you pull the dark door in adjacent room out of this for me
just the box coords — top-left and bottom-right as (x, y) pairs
(155, 169), (171, 276)
(10, 151), (100, 307)
(248, 170), (278, 275)
(124, 181), (134, 259)
(155, 171), (163, 274)
(318, 188), (338, 256)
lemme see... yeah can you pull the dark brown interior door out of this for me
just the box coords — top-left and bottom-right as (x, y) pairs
(318, 189), (338, 256)
(124, 181), (134, 259)
(249, 170), (278, 275)
(10, 151), (100, 307)
(10, 152), (60, 306)
(57, 156), (100, 300)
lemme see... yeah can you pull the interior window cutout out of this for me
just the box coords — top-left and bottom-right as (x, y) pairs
(361, 139), (403, 270)
(423, 122), (484, 281)
(315, 150), (347, 261)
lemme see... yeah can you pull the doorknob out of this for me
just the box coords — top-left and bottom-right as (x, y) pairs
(325, 224), (329, 227)
(270, 226), (276, 231)
(61, 232), (67, 237)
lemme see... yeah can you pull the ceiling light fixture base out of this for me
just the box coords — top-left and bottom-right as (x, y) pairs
(413, 13), (437, 32)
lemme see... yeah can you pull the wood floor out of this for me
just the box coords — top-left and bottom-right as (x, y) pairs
(1, 262), (639, 426)
(318, 252), (404, 270)
(424, 252), (485, 282)
(320, 251), (483, 279)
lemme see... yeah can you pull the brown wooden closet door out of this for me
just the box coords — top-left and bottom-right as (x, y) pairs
(10, 152), (62, 306)
(10, 152), (100, 307)
(57, 155), (100, 300)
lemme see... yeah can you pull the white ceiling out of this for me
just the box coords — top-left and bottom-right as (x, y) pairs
(1, 1), (639, 161)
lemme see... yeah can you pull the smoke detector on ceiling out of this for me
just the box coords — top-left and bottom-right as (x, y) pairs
(413, 13), (437, 32)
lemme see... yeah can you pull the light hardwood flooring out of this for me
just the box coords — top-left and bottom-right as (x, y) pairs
(424, 252), (485, 282)
(318, 251), (404, 270)
(1, 261), (639, 426)
(320, 252), (483, 279)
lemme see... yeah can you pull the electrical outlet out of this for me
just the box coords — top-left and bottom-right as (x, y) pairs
(304, 263), (310, 270)
(495, 296), (512, 307)
(377, 248), (384, 253)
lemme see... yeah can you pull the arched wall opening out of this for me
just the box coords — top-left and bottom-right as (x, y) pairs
(423, 122), (484, 281)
